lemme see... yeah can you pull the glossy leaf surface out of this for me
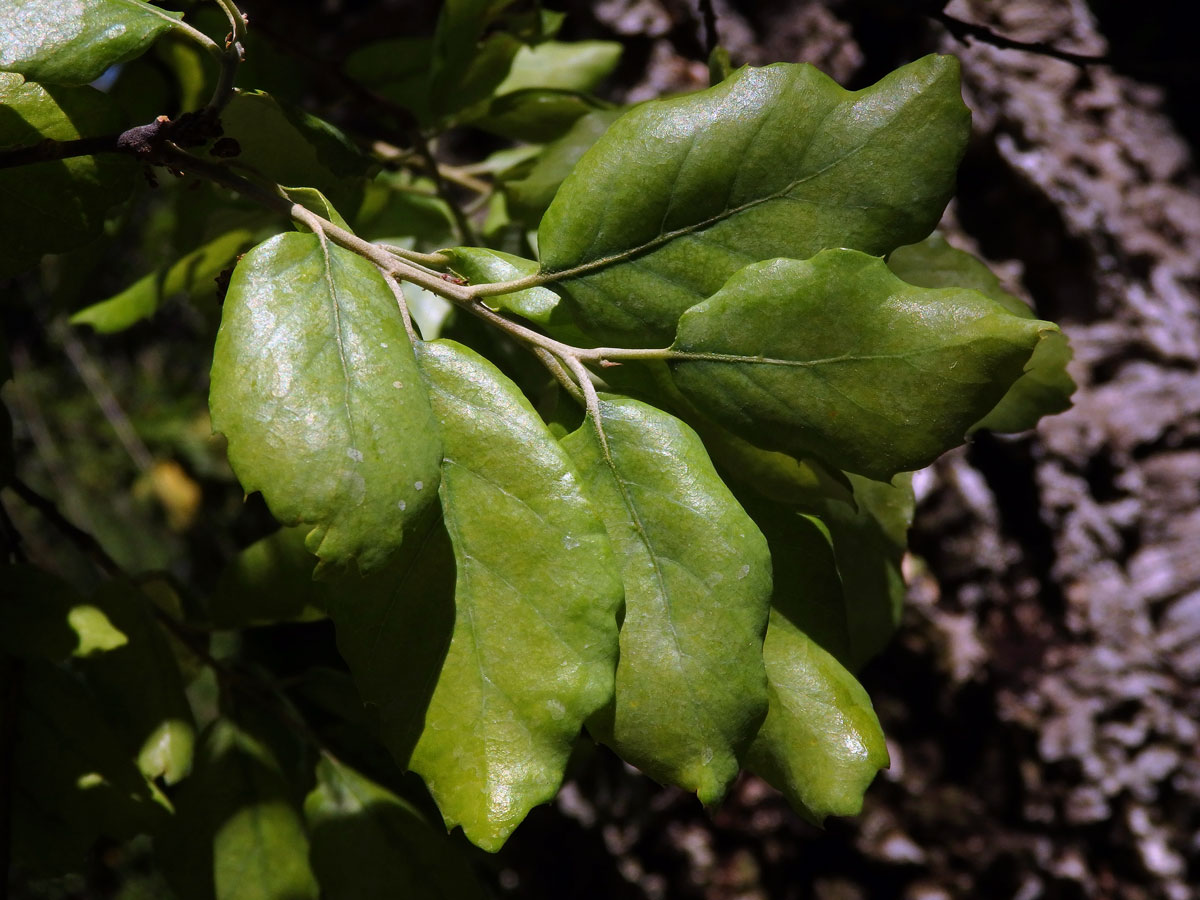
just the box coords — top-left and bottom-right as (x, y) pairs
(443, 246), (561, 325)
(747, 609), (889, 823)
(888, 234), (1076, 433)
(0, 75), (137, 278)
(406, 340), (622, 850)
(210, 232), (442, 574)
(305, 757), (487, 899)
(734, 497), (889, 819)
(562, 398), (771, 804)
(0, 0), (182, 86)
(538, 56), (970, 346)
(671, 251), (1051, 480)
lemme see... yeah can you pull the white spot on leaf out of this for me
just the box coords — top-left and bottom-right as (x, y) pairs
(347, 448), (364, 462)
(414, 481), (424, 491)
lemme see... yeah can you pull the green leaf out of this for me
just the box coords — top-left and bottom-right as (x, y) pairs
(71, 228), (257, 333)
(284, 186), (353, 232)
(221, 92), (368, 216)
(888, 234), (1076, 433)
(0, 0), (183, 86)
(502, 108), (621, 224)
(471, 89), (608, 143)
(325, 511), (457, 771)
(403, 340), (622, 850)
(494, 40), (622, 95)
(732, 497), (889, 819)
(76, 581), (196, 785)
(0, 565), (126, 661)
(343, 38), (433, 122)
(12, 661), (169, 873)
(651, 366), (855, 511)
(819, 473), (913, 672)
(0, 74), (137, 279)
(537, 55), (970, 347)
(305, 757), (487, 900)
(746, 506), (851, 660)
(210, 231), (442, 575)
(428, 1), (521, 121)
(747, 611), (889, 823)
(356, 174), (457, 247)
(494, 39), (619, 95)
(561, 398), (772, 804)
(159, 719), (319, 900)
(211, 526), (328, 627)
(442, 247), (561, 325)
(670, 251), (1052, 480)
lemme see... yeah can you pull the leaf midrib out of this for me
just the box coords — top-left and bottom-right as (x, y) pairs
(538, 112), (880, 285)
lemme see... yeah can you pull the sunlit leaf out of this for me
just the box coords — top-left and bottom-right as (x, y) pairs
(0, 0), (183, 86)
(562, 397), (771, 804)
(494, 40), (622, 94)
(538, 56), (971, 346)
(402, 340), (622, 850)
(747, 613), (889, 823)
(670, 251), (1051, 480)
(0, 565), (125, 661)
(888, 233), (1076, 432)
(442, 246), (561, 325)
(210, 231), (442, 575)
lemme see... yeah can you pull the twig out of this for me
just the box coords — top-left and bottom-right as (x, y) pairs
(932, 11), (1108, 66)
(372, 141), (493, 195)
(0, 136), (120, 170)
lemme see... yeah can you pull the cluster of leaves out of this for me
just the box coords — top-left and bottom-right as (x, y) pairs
(0, 0), (1075, 895)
